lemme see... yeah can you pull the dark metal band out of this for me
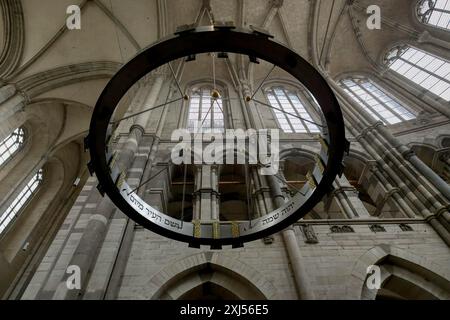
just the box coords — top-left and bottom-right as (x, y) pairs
(87, 26), (347, 248)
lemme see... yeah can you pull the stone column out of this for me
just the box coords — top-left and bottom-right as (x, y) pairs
(266, 174), (315, 300)
(192, 165), (220, 222)
(332, 84), (450, 245)
(374, 125), (450, 202)
(332, 175), (371, 219)
(371, 166), (416, 218)
(51, 75), (164, 300)
(250, 166), (271, 217)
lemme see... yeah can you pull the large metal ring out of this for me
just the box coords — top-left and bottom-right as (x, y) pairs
(88, 26), (347, 248)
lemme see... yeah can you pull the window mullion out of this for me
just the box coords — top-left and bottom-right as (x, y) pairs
(341, 82), (379, 120)
(285, 89), (309, 133)
(273, 89), (295, 132)
(400, 56), (450, 85)
(360, 82), (406, 122)
(357, 83), (390, 123)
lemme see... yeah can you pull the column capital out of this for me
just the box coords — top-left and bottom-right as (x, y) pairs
(402, 149), (416, 161)
(331, 186), (358, 197)
(435, 205), (450, 218)
(355, 121), (384, 141)
(129, 124), (145, 135)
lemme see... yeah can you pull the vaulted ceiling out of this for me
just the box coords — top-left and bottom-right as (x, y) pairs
(0, 0), (433, 145)
(5, 1), (427, 82)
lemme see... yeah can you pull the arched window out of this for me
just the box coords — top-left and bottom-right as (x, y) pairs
(0, 128), (25, 167)
(385, 45), (450, 101)
(417, 0), (450, 30)
(187, 86), (225, 133)
(0, 169), (43, 235)
(265, 87), (320, 133)
(340, 77), (416, 125)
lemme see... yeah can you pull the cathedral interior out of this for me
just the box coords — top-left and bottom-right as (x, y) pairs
(0, 0), (450, 300)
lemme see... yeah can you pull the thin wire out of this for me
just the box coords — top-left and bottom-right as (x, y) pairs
(193, 99), (214, 141)
(214, 97), (224, 114)
(127, 62), (183, 195)
(252, 98), (326, 128)
(205, 6), (215, 24)
(168, 62), (184, 98)
(128, 166), (167, 195)
(111, 97), (183, 124)
(273, 172), (307, 197)
(250, 64), (276, 100)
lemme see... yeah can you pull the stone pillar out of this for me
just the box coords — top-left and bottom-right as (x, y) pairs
(282, 228), (315, 299)
(266, 174), (315, 299)
(193, 165), (220, 222)
(332, 84), (450, 245)
(50, 75), (164, 300)
(241, 83), (264, 129)
(373, 124), (450, 203)
(371, 166), (416, 218)
(235, 83), (255, 130)
(332, 175), (371, 219)
(251, 166), (272, 217)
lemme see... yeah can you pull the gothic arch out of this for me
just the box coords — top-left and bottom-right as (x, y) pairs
(0, 0), (25, 79)
(179, 78), (233, 131)
(379, 40), (450, 77)
(0, 99), (90, 207)
(263, 78), (311, 92)
(410, 0), (450, 44)
(16, 61), (121, 99)
(349, 245), (450, 300)
(142, 252), (278, 300)
(279, 147), (319, 161)
(0, 140), (86, 297)
(408, 142), (449, 182)
(261, 80), (323, 127)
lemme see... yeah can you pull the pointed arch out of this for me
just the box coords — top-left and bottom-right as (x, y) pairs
(350, 245), (450, 300)
(16, 61), (121, 99)
(0, 0), (25, 78)
(140, 252), (278, 300)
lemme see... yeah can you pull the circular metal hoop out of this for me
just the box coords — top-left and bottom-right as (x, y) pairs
(88, 26), (347, 248)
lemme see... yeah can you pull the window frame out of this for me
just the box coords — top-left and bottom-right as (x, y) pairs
(340, 76), (417, 125)
(0, 169), (43, 236)
(0, 127), (26, 168)
(186, 85), (226, 134)
(384, 44), (450, 101)
(417, 0), (450, 31)
(264, 86), (321, 134)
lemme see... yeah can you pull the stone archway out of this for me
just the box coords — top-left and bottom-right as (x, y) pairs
(140, 252), (278, 300)
(349, 245), (450, 300)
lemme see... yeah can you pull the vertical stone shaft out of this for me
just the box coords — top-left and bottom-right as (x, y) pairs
(52, 76), (163, 299)
(266, 174), (315, 300)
